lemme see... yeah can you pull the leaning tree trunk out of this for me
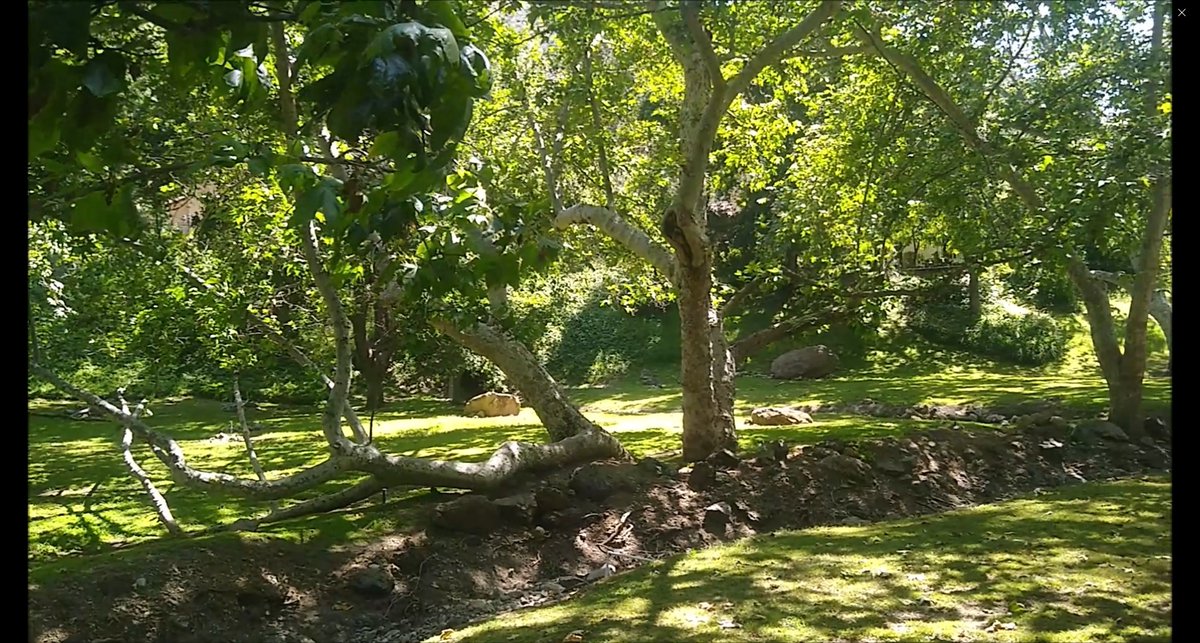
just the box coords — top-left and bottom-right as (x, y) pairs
(432, 319), (619, 447)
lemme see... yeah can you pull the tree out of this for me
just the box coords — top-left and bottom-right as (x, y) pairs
(846, 0), (1170, 434)
(552, 0), (844, 461)
(30, 0), (624, 534)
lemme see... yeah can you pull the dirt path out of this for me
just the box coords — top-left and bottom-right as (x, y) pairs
(29, 418), (1170, 643)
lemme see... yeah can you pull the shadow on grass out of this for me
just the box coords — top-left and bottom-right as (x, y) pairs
(449, 477), (1172, 643)
(28, 360), (1170, 563)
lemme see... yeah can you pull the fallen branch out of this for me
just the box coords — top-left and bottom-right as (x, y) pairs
(115, 393), (182, 536)
(234, 378), (276, 512)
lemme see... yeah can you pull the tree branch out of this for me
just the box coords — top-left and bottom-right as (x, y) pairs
(555, 204), (678, 284)
(726, 1), (843, 100)
(682, 1), (725, 91)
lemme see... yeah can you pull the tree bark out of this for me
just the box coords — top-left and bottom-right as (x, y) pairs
(967, 266), (982, 321)
(431, 319), (620, 449)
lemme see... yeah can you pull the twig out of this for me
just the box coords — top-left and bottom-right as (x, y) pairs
(234, 377), (277, 512)
(599, 510), (634, 546)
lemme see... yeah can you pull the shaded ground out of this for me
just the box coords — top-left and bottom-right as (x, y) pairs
(29, 417), (1171, 643)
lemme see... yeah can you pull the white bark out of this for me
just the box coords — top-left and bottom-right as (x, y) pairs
(555, 205), (678, 284)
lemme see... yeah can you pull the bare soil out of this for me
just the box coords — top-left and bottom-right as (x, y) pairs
(29, 418), (1171, 643)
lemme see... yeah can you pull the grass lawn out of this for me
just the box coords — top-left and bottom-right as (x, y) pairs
(28, 332), (1170, 572)
(445, 477), (1172, 643)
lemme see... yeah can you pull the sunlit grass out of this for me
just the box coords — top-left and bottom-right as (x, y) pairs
(445, 478), (1172, 643)
(28, 321), (1170, 569)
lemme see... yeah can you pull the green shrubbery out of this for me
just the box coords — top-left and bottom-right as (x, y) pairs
(509, 266), (675, 384)
(909, 303), (1068, 366)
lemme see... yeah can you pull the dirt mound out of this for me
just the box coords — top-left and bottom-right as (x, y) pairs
(29, 422), (1171, 643)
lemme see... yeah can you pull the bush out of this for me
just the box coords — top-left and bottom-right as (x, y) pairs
(908, 303), (1067, 366)
(508, 266), (673, 384)
(585, 351), (633, 386)
(1003, 264), (1079, 314)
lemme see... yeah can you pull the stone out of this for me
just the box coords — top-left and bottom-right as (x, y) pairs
(493, 492), (536, 524)
(755, 439), (789, 464)
(687, 461), (717, 491)
(840, 516), (869, 526)
(818, 453), (873, 482)
(534, 486), (572, 514)
(707, 449), (741, 470)
(348, 567), (395, 597)
(1076, 420), (1129, 443)
(462, 392), (520, 417)
(570, 462), (648, 501)
(703, 502), (732, 535)
(1145, 416), (1170, 441)
(769, 345), (841, 380)
(433, 494), (501, 534)
(749, 407), (814, 426)
(634, 457), (671, 477)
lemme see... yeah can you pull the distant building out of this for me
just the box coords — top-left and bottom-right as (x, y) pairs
(165, 183), (218, 234)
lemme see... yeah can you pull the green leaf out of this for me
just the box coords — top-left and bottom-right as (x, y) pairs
(429, 91), (473, 152)
(426, 1), (469, 39)
(82, 52), (127, 97)
(364, 22), (427, 59)
(69, 187), (140, 237)
(40, 2), (91, 58)
(292, 178), (344, 228)
(370, 130), (404, 158)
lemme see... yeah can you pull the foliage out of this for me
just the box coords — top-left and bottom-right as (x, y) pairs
(508, 266), (675, 384)
(909, 302), (1068, 367)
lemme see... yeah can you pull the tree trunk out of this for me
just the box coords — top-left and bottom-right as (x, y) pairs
(1149, 290), (1170, 371)
(967, 266), (982, 321)
(677, 262), (734, 461)
(431, 320), (616, 446)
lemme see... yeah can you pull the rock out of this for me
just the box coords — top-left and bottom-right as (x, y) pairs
(463, 392), (521, 417)
(635, 457), (671, 477)
(1076, 420), (1129, 443)
(534, 486), (572, 514)
(703, 502), (733, 535)
(433, 494), (501, 534)
(570, 462), (648, 501)
(707, 449), (741, 470)
(984, 413), (1006, 424)
(1137, 446), (1170, 470)
(1015, 411), (1053, 430)
(687, 461), (717, 491)
(840, 516), (869, 526)
(348, 567), (395, 597)
(1145, 416), (1170, 441)
(818, 453), (873, 482)
(749, 407), (814, 426)
(584, 562), (617, 582)
(493, 492), (536, 524)
(770, 345), (841, 379)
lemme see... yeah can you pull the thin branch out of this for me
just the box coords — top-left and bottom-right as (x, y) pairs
(726, 1), (843, 100)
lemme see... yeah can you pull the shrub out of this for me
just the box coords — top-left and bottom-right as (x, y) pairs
(585, 351), (633, 386)
(908, 304), (1067, 366)
(508, 266), (673, 384)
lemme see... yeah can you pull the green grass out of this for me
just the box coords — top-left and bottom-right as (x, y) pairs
(444, 477), (1172, 643)
(28, 327), (1170, 573)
